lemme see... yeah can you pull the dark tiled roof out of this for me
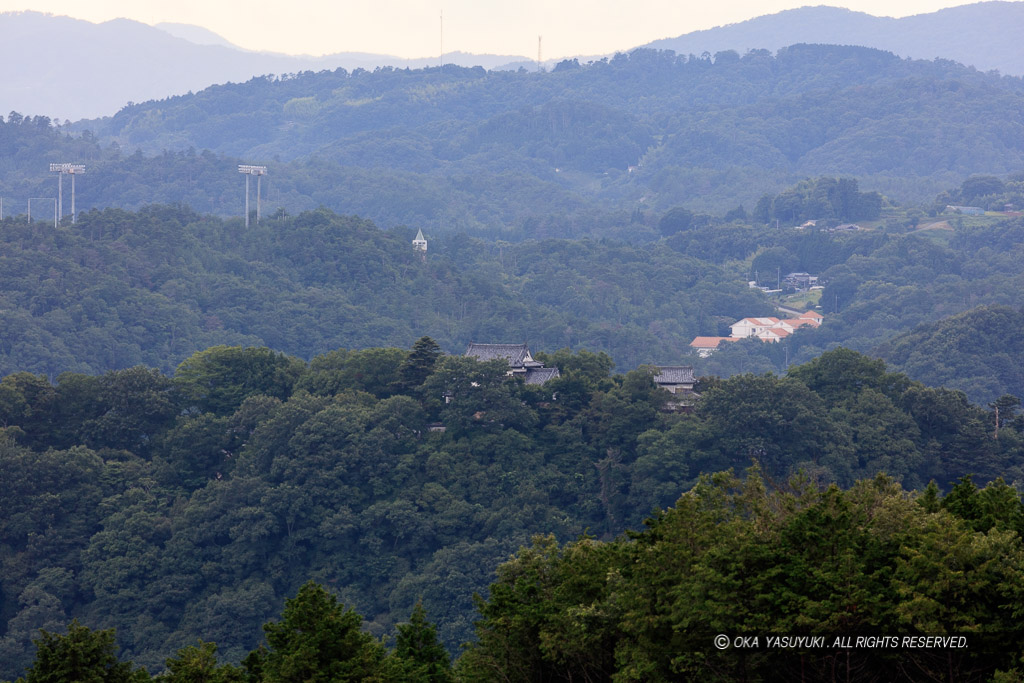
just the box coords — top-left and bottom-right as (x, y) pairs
(653, 366), (695, 385)
(465, 342), (530, 366)
(524, 367), (561, 385)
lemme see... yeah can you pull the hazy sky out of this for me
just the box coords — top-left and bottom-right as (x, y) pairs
(0, 0), (979, 58)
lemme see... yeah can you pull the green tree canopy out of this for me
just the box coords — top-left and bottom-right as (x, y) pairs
(175, 347), (304, 415)
(16, 620), (146, 683)
(391, 602), (453, 683)
(249, 581), (385, 683)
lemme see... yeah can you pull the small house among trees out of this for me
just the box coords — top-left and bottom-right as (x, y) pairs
(945, 205), (985, 215)
(690, 336), (740, 357)
(783, 272), (818, 289)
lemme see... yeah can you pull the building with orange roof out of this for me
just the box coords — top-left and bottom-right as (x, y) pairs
(780, 317), (820, 331)
(757, 327), (792, 342)
(730, 317), (781, 338)
(691, 310), (824, 356)
(689, 336), (740, 358)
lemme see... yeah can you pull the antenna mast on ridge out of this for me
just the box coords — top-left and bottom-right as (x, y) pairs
(537, 35), (542, 71)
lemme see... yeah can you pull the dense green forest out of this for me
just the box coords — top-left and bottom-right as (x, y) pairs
(4, 193), (1024, 404)
(457, 471), (1024, 682)
(0, 204), (770, 379)
(12, 465), (1024, 683)
(877, 305), (1024, 405)
(4, 38), (1024, 681)
(6, 42), (1024, 406)
(3, 44), (1024, 234)
(2, 345), (1023, 680)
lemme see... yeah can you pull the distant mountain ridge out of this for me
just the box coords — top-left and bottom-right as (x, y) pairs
(0, 43), (1011, 229)
(3, 3), (1024, 121)
(645, 2), (1024, 76)
(154, 22), (240, 49)
(0, 11), (529, 120)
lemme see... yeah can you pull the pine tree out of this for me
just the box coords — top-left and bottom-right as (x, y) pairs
(397, 337), (442, 394)
(18, 620), (146, 683)
(392, 602), (452, 683)
(254, 582), (385, 683)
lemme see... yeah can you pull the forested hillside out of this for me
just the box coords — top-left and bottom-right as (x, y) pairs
(4, 44), (1024, 233)
(5, 193), (1024, 404)
(5, 11), (1024, 681)
(458, 469), (1024, 681)
(10, 473), (1024, 682)
(877, 305), (1024, 403)
(0, 205), (769, 378)
(2, 345), (1023, 679)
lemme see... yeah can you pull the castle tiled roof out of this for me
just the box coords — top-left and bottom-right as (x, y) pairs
(654, 366), (695, 385)
(465, 342), (531, 367)
(524, 367), (561, 385)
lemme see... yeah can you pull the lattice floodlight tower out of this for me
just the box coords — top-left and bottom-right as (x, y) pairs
(238, 165), (267, 227)
(49, 163), (85, 224)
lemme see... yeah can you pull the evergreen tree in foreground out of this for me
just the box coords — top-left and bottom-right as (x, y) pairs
(244, 581), (386, 682)
(16, 620), (146, 683)
(392, 602), (453, 683)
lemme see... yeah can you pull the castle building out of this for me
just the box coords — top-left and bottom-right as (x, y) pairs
(464, 342), (560, 384)
(652, 365), (699, 411)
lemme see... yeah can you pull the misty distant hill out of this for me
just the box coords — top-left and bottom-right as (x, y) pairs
(645, 2), (1024, 76)
(0, 11), (528, 120)
(154, 22), (241, 49)
(5, 4), (1024, 121)
(0, 44), (1013, 230)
